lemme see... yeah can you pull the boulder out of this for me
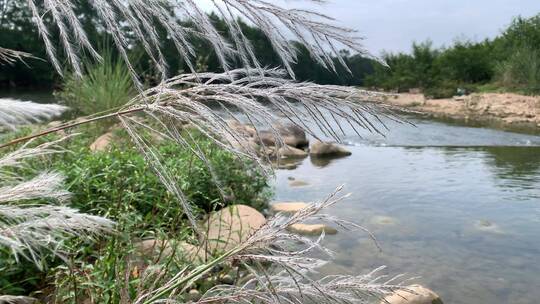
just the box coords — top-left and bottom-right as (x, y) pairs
(287, 224), (338, 236)
(89, 132), (114, 152)
(0, 296), (38, 304)
(277, 145), (308, 159)
(270, 202), (309, 214)
(202, 205), (266, 252)
(310, 141), (352, 157)
(381, 285), (443, 304)
(226, 120), (257, 138)
(256, 130), (278, 146)
(274, 124), (309, 148)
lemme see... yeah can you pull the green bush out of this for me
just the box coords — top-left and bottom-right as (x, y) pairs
(56, 53), (135, 116)
(54, 135), (271, 231)
(495, 46), (540, 94)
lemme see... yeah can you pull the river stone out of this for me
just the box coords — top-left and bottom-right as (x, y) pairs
(187, 289), (202, 302)
(274, 124), (309, 148)
(381, 285), (443, 304)
(277, 145), (308, 159)
(0, 296), (38, 304)
(371, 215), (398, 226)
(226, 120), (257, 138)
(202, 205), (266, 253)
(287, 224), (338, 236)
(271, 202), (309, 213)
(310, 140), (352, 157)
(474, 220), (503, 234)
(289, 180), (310, 187)
(256, 130), (278, 146)
(89, 132), (114, 152)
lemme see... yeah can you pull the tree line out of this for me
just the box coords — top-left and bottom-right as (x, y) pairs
(365, 14), (540, 97)
(0, 1), (374, 89)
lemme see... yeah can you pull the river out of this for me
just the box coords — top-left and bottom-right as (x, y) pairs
(273, 116), (540, 304)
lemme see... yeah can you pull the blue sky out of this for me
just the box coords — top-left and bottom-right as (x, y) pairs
(199, 0), (540, 55)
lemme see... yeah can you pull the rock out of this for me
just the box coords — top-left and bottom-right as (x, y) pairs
(274, 124), (309, 148)
(277, 145), (308, 159)
(226, 120), (257, 137)
(187, 289), (201, 302)
(474, 220), (503, 234)
(256, 131), (278, 146)
(270, 202), (309, 214)
(134, 239), (207, 264)
(272, 158), (302, 170)
(89, 132), (114, 152)
(310, 141), (352, 157)
(276, 162), (300, 170)
(287, 224), (338, 236)
(202, 205), (267, 253)
(219, 274), (235, 285)
(289, 180), (310, 187)
(381, 285), (443, 304)
(0, 296), (38, 304)
(371, 215), (398, 226)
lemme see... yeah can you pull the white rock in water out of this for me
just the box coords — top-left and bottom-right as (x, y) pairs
(277, 145), (308, 159)
(310, 140), (352, 157)
(289, 180), (310, 187)
(381, 285), (443, 304)
(270, 202), (309, 213)
(287, 224), (338, 236)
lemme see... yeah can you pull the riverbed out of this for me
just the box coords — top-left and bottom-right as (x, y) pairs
(273, 117), (540, 304)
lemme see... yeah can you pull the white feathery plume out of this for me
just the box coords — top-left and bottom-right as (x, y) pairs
(0, 172), (71, 204)
(0, 137), (115, 267)
(0, 136), (70, 180)
(0, 204), (115, 267)
(0, 98), (68, 130)
(20, 0), (375, 83)
(0, 47), (36, 65)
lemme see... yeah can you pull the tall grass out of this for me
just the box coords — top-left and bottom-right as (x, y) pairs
(57, 54), (135, 116)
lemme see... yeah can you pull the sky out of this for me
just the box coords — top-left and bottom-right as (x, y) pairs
(198, 0), (540, 55)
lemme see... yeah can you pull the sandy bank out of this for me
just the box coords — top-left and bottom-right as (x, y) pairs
(380, 93), (540, 132)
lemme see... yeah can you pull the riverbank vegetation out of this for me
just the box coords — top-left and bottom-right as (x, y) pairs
(365, 14), (540, 97)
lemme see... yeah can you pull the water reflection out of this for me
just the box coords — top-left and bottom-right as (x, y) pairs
(482, 146), (540, 179)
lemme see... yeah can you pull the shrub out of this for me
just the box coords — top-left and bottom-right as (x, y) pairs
(56, 131), (272, 231)
(56, 53), (135, 116)
(495, 46), (540, 94)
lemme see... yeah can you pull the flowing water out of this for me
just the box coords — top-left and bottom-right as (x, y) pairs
(273, 117), (540, 304)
